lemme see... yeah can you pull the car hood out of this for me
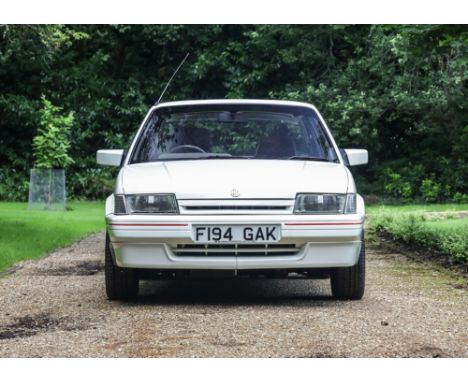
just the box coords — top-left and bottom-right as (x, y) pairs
(120, 160), (350, 199)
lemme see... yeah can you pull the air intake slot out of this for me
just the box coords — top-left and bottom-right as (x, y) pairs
(173, 243), (300, 257)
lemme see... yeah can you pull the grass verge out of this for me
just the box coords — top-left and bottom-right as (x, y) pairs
(0, 201), (104, 273)
(367, 204), (468, 266)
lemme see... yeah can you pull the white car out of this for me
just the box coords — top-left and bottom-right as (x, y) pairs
(97, 100), (368, 300)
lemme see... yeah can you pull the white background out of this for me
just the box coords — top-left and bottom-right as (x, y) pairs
(1, 0), (467, 380)
(1, 0), (467, 23)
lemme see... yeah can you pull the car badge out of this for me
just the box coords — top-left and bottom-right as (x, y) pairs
(230, 189), (240, 198)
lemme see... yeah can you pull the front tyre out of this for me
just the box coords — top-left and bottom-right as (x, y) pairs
(330, 233), (365, 300)
(105, 232), (139, 300)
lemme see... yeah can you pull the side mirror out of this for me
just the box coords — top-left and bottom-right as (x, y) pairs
(97, 149), (124, 166)
(343, 149), (368, 166)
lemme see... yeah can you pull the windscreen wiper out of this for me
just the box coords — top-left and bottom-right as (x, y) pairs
(201, 154), (252, 160)
(287, 156), (334, 162)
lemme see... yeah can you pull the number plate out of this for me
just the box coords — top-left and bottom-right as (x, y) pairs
(192, 225), (281, 243)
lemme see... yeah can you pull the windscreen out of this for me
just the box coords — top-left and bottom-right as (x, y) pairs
(130, 104), (338, 163)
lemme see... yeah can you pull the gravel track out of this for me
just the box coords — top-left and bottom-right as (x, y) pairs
(0, 231), (466, 357)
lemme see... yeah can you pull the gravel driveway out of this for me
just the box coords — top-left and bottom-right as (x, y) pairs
(0, 232), (466, 357)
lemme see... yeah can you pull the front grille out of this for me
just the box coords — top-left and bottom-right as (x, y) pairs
(184, 205), (288, 211)
(178, 199), (295, 215)
(173, 243), (300, 257)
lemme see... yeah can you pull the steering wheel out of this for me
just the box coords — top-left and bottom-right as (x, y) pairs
(169, 144), (206, 154)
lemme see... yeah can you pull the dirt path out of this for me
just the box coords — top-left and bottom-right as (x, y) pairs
(0, 232), (466, 357)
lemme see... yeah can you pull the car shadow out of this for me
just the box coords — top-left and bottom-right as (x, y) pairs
(130, 278), (338, 307)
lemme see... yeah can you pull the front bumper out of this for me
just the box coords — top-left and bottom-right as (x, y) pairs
(107, 214), (364, 270)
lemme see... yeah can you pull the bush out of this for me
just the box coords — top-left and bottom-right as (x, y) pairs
(374, 213), (424, 243)
(32, 95), (75, 169)
(371, 212), (468, 263)
(420, 179), (441, 203)
(453, 192), (468, 204)
(439, 234), (468, 263)
(383, 169), (413, 201)
(68, 167), (117, 200)
(0, 168), (29, 201)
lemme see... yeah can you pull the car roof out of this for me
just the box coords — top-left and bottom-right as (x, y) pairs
(154, 99), (318, 110)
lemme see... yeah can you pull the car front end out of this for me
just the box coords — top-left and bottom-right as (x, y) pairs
(98, 100), (368, 300)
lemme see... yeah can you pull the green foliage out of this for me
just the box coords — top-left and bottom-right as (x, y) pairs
(32, 95), (74, 169)
(383, 169), (412, 201)
(68, 167), (118, 200)
(0, 168), (29, 201)
(370, 210), (468, 263)
(453, 192), (468, 204)
(272, 25), (468, 199)
(0, 25), (467, 200)
(420, 179), (442, 203)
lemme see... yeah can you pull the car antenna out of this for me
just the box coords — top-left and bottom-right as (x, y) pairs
(154, 53), (190, 106)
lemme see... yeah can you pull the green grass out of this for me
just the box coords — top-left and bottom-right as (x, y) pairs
(368, 204), (468, 263)
(367, 203), (468, 215)
(0, 201), (105, 272)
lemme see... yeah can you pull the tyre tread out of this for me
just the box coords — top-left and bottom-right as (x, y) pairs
(331, 233), (365, 300)
(105, 233), (139, 300)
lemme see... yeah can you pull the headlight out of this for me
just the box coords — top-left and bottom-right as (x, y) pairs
(294, 193), (356, 214)
(115, 194), (179, 214)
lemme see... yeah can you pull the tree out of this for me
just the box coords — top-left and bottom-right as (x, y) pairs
(0, 25), (466, 201)
(32, 95), (74, 169)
